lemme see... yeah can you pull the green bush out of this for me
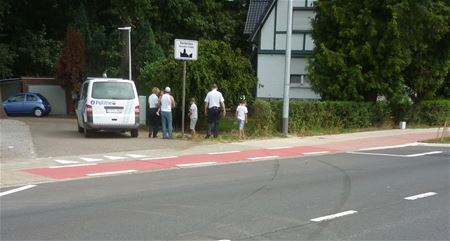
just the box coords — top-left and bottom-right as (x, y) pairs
(370, 101), (392, 126)
(253, 100), (391, 135)
(412, 100), (450, 126)
(252, 99), (275, 135)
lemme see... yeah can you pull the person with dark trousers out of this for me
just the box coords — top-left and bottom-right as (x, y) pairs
(147, 87), (160, 138)
(204, 83), (225, 138)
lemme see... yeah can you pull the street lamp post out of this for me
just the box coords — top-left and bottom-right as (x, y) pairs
(118, 26), (132, 81)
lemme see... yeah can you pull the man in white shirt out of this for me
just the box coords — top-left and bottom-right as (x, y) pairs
(158, 87), (176, 139)
(204, 83), (225, 138)
(147, 87), (160, 138)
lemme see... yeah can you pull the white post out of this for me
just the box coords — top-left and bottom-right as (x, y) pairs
(181, 61), (187, 137)
(118, 27), (132, 81)
(127, 29), (132, 81)
(282, 0), (293, 136)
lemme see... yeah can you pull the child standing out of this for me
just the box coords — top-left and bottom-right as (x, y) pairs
(188, 97), (198, 137)
(235, 98), (248, 139)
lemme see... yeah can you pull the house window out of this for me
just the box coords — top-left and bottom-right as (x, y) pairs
(308, 0), (317, 7)
(290, 74), (311, 87)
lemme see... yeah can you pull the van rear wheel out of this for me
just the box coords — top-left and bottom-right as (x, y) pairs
(130, 129), (138, 138)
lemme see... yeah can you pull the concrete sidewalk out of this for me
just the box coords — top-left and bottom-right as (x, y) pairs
(1, 127), (446, 187)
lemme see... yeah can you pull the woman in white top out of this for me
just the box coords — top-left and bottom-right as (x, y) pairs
(158, 87), (176, 139)
(148, 87), (160, 138)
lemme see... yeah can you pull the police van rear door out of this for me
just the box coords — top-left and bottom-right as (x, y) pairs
(90, 81), (137, 126)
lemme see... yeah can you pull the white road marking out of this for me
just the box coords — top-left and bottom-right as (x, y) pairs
(304, 151), (330, 155)
(0, 185), (37, 197)
(359, 143), (418, 151)
(348, 151), (442, 158)
(49, 163), (97, 169)
(104, 155), (126, 160)
(406, 151), (442, 157)
(416, 143), (450, 147)
(142, 156), (178, 161)
(217, 240), (231, 241)
(267, 146), (293, 150)
(87, 170), (136, 176)
(310, 210), (358, 222)
(347, 152), (408, 157)
(80, 157), (104, 162)
(404, 192), (437, 200)
(208, 151), (240, 155)
(177, 162), (217, 168)
(248, 155), (279, 160)
(54, 159), (79, 164)
(126, 154), (148, 158)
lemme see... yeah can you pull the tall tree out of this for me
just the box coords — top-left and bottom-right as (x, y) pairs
(54, 26), (86, 92)
(140, 39), (256, 109)
(308, 0), (409, 102)
(394, 0), (450, 102)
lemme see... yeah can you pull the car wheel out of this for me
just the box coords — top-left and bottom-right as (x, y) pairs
(130, 129), (139, 138)
(33, 108), (43, 117)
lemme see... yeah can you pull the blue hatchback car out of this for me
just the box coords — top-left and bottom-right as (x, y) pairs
(3, 92), (52, 117)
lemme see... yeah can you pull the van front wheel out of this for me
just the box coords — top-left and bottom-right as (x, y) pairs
(130, 129), (138, 138)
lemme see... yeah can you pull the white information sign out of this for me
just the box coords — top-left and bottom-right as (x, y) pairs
(174, 39), (198, 61)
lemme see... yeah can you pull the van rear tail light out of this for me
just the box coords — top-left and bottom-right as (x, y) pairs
(85, 104), (93, 116)
(135, 106), (140, 117)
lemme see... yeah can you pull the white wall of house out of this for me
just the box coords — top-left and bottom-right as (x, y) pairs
(29, 85), (67, 115)
(256, 0), (320, 100)
(257, 55), (320, 99)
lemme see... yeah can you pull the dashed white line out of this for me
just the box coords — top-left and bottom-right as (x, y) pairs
(208, 151), (240, 155)
(267, 146), (293, 150)
(404, 192), (437, 200)
(54, 159), (79, 164)
(87, 170), (136, 176)
(126, 154), (148, 158)
(405, 151), (442, 157)
(177, 162), (217, 168)
(49, 163), (97, 169)
(310, 210), (358, 222)
(80, 157), (104, 162)
(304, 151), (330, 155)
(104, 155), (126, 160)
(248, 155), (279, 160)
(142, 156), (178, 161)
(0, 185), (37, 197)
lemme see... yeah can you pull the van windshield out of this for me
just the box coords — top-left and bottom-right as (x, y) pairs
(92, 82), (135, 100)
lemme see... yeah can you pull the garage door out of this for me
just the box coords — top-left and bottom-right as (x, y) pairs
(28, 85), (67, 115)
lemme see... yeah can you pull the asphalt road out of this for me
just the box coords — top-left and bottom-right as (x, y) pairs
(1, 146), (449, 240)
(11, 117), (196, 158)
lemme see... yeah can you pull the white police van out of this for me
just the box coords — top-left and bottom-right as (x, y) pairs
(76, 78), (140, 137)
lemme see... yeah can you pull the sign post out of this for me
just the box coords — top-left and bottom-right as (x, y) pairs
(174, 39), (198, 137)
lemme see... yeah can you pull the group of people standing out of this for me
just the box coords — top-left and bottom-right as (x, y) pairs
(147, 83), (248, 139)
(147, 86), (175, 139)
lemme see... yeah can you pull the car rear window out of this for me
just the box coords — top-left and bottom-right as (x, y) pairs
(36, 94), (49, 103)
(92, 82), (135, 100)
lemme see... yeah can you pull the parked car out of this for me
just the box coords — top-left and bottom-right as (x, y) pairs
(3, 92), (51, 117)
(76, 78), (140, 138)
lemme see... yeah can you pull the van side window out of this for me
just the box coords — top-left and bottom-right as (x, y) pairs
(81, 83), (88, 99)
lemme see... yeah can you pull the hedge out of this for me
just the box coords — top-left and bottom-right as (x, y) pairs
(251, 99), (450, 135)
(411, 100), (450, 126)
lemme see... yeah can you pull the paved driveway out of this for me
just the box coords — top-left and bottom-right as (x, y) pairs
(5, 117), (195, 158)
